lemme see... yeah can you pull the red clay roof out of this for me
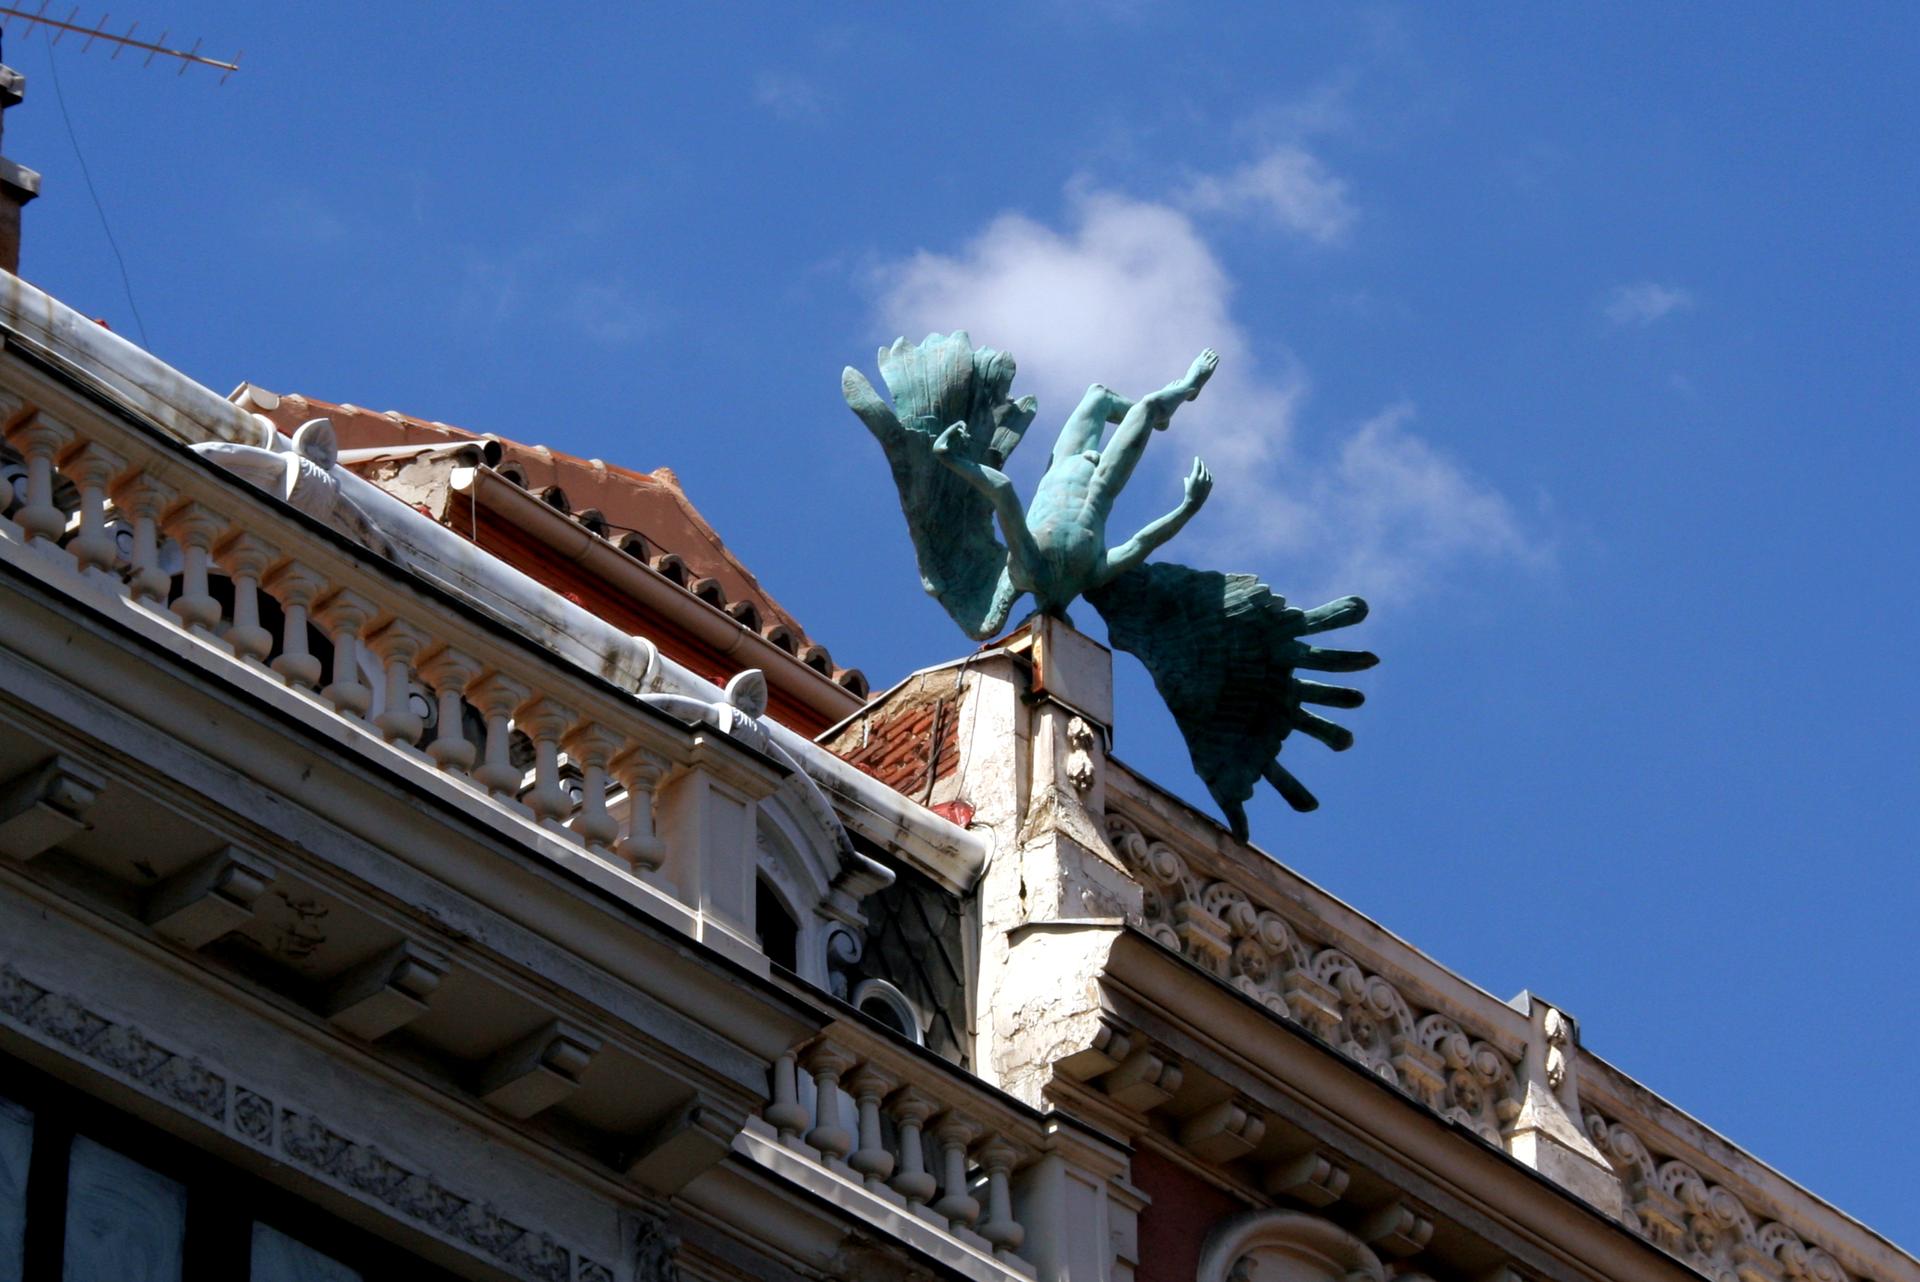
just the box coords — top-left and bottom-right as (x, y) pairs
(232, 385), (866, 705)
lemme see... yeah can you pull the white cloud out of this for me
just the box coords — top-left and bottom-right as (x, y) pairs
(1304, 404), (1546, 599)
(1180, 145), (1356, 245)
(1604, 281), (1694, 328)
(869, 185), (1543, 606)
(875, 188), (1292, 477)
(262, 191), (347, 245)
(754, 72), (827, 122)
(565, 279), (655, 347)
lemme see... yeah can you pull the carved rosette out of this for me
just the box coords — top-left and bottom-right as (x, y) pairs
(1584, 1108), (1858, 1282)
(1104, 811), (1524, 1147)
(1104, 813), (1192, 952)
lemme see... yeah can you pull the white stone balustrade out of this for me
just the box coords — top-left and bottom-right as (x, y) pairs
(263, 560), (325, 687)
(2, 408), (72, 546)
(752, 1024), (1117, 1278)
(57, 439), (125, 575)
(107, 468), (175, 603)
(0, 383), (739, 945)
(214, 532), (278, 663)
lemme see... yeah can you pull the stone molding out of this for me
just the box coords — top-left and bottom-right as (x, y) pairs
(1197, 1208), (1386, 1282)
(1584, 1107), (1873, 1282)
(0, 959), (619, 1282)
(1105, 811), (1521, 1144)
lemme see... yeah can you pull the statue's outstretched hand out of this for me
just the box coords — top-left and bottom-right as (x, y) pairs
(1183, 457), (1213, 508)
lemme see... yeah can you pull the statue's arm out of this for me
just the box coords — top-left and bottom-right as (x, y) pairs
(842, 367), (903, 445)
(1097, 458), (1212, 585)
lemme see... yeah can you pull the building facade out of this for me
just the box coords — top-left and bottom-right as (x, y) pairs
(0, 84), (1912, 1282)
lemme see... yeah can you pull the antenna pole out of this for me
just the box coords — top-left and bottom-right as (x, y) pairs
(0, 5), (239, 76)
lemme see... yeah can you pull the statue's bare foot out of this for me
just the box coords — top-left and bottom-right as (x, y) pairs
(1182, 348), (1220, 402)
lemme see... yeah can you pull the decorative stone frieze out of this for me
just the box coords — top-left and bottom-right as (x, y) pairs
(1105, 811), (1521, 1144)
(1584, 1108), (1866, 1282)
(0, 961), (616, 1281)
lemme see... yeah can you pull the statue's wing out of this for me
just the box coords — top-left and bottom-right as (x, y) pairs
(843, 333), (1023, 641)
(985, 393), (1037, 470)
(1087, 561), (1376, 842)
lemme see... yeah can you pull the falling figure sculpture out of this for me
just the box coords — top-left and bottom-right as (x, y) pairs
(844, 334), (1379, 842)
(931, 349), (1218, 618)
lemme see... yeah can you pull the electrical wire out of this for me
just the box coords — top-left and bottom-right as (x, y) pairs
(41, 27), (150, 349)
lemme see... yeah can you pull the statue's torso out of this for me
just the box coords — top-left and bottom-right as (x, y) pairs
(1023, 452), (1106, 611)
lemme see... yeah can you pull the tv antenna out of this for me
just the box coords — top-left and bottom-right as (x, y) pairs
(0, 4), (239, 81)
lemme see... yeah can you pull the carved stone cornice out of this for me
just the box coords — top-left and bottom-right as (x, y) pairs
(1104, 810), (1522, 1145)
(1584, 1106), (1880, 1282)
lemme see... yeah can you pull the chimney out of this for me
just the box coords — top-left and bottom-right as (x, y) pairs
(0, 62), (42, 275)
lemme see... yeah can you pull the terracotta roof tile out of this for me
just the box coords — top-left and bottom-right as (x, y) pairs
(232, 385), (866, 699)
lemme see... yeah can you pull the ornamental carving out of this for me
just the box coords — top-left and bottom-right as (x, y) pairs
(0, 960), (616, 1282)
(1105, 813), (1520, 1144)
(1584, 1108), (1864, 1282)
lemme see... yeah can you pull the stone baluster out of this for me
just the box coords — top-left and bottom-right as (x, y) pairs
(262, 561), (326, 688)
(159, 501), (227, 636)
(609, 747), (668, 874)
(764, 1052), (810, 1145)
(107, 470), (175, 603)
(312, 589), (376, 717)
(467, 672), (531, 802)
(561, 723), (622, 850)
(57, 440), (126, 575)
(846, 1066), (899, 1190)
(802, 1043), (856, 1168)
(416, 645), (482, 774)
(513, 697), (578, 826)
(887, 1088), (939, 1210)
(2, 411), (74, 546)
(931, 1113), (982, 1228)
(213, 533), (278, 663)
(975, 1136), (1025, 1257)
(366, 619), (430, 745)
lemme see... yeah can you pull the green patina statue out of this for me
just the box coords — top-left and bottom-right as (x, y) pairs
(844, 333), (1377, 841)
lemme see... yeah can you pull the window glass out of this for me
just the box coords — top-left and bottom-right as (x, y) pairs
(755, 876), (799, 971)
(63, 1135), (186, 1282)
(250, 1222), (362, 1282)
(0, 1094), (30, 1282)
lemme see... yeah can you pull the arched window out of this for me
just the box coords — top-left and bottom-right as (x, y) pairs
(850, 979), (923, 1045)
(1198, 1210), (1385, 1282)
(755, 875), (799, 972)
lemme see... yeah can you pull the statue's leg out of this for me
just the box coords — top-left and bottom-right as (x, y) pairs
(1087, 351), (1218, 513)
(1051, 384), (1133, 467)
(934, 423), (1045, 584)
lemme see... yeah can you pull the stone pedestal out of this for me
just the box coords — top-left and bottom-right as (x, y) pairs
(955, 617), (1141, 1105)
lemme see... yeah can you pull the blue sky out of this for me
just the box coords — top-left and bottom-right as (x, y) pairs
(8, 2), (1916, 1246)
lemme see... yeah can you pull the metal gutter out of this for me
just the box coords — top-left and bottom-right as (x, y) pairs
(452, 462), (859, 725)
